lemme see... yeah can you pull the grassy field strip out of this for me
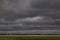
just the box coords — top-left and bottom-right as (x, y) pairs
(0, 35), (60, 40)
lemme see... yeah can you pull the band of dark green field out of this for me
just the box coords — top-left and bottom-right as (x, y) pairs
(0, 35), (60, 40)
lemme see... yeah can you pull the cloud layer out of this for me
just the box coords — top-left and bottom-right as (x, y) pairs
(0, 0), (60, 34)
(0, 0), (60, 20)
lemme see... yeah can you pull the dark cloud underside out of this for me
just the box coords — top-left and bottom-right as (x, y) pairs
(0, 0), (60, 20)
(0, 0), (60, 33)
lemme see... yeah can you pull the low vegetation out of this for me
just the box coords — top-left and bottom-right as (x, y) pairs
(0, 35), (60, 40)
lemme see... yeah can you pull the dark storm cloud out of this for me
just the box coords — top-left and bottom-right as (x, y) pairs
(31, 0), (50, 8)
(1, 0), (59, 20)
(31, 0), (60, 9)
(0, 17), (60, 32)
(0, 0), (60, 25)
(30, 0), (60, 19)
(0, 24), (60, 31)
(0, 0), (59, 20)
(0, 0), (59, 34)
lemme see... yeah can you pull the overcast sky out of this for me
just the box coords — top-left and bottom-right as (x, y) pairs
(0, 0), (60, 34)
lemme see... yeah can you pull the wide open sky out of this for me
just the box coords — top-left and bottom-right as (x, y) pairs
(0, 0), (60, 34)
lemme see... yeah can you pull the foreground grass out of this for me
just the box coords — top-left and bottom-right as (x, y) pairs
(0, 35), (60, 40)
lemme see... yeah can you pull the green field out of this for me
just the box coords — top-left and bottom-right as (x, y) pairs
(0, 35), (60, 40)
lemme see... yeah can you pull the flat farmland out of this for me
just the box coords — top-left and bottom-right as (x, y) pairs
(0, 35), (60, 40)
